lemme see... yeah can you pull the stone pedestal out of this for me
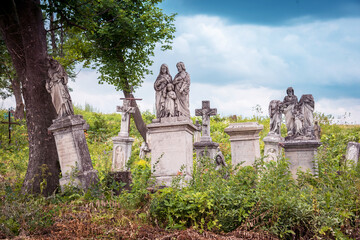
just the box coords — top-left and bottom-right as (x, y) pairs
(48, 115), (98, 190)
(147, 117), (196, 186)
(111, 136), (134, 171)
(263, 134), (284, 161)
(224, 122), (263, 166)
(280, 140), (322, 178)
(346, 142), (360, 164)
(194, 141), (219, 160)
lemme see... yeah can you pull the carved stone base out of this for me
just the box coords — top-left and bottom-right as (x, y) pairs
(263, 134), (284, 161)
(280, 140), (322, 179)
(193, 141), (219, 160)
(48, 115), (98, 190)
(346, 142), (360, 164)
(224, 122), (263, 166)
(111, 136), (134, 171)
(147, 118), (196, 186)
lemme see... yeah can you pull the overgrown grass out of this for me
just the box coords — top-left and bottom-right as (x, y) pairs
(1, 106), (360, 239)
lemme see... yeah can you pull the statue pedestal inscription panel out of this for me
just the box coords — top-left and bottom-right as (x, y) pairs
(48, 115), (98, 190)
(224, 122), (263, 166)
(147, 118), (196, 186)
(280, 140), (321, 178)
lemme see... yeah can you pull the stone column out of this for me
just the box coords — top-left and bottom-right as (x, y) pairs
(224, 122), (263, 166)
(280, 140), (322, 178)
(48, 115), (98, 190)
(147, 117), (196, 186)
(263, 134), (284, 161)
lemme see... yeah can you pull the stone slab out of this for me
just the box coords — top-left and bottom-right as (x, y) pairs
(280, 140), (322, 178)
(49, 115), (98, 190)
(147, 120), (196, 186)
(224, 122), (263, 166)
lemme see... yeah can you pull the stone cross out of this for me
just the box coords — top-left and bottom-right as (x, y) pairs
(195, 100), (217, 142)
(116, 98), (139, 137)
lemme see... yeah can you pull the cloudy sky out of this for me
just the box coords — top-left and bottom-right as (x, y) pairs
(2, 0), (360, 123)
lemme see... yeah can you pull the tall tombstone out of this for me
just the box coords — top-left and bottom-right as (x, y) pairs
(193, 100), (219, 159)
(47, 57), (98, 190)
(263, 100), (284, 161)
(279, 87), (321, 178)
(225, 122), (263, 166)
(112, 98), (136, 171)
(148, 62), (196, 186)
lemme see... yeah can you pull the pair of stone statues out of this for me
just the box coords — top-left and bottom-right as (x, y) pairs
(154, 62), (190, 119)
(269, 87), (320, 140)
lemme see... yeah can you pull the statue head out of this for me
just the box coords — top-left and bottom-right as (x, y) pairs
(286, 87), (294, 96)
(160, 64), (169, 75)
(166, 83), (174, 91)
(176, 62), (186, 72)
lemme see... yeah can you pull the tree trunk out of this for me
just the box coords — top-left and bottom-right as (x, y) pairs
(0, 0), (60, 195)
(10, 77), (24, 120)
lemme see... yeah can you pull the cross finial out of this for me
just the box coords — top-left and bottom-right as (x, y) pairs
(195, 100), (217, 142)
(116, 98), (141, 137)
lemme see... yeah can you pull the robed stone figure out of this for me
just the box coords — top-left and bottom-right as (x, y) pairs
(173, 62), (190, 118)
(46, 57), (74, 118)
(154, 64), (172, 118)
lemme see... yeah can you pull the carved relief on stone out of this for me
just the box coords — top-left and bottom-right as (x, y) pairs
(114, 145), (125, 170)
(265, 148), (277, 161)
(268, 100), (282, 135)
(46, 57), (74, 118)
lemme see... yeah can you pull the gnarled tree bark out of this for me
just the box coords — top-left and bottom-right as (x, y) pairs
(0, 0), (60, 195)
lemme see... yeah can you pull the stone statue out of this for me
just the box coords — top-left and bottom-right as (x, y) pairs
(46, 57), (74, 118)
(173, 62), (190, 118)
(282, 87), (298, 137)
(139, 142), (150, 159)
(268, 100), (282, 135)
(299, 94), (315, 137)
(163, 83), (177, 117)
(154, 64), (172, 118)
(195, 101), (217, 142)
(265, 148), (277, 161)
(214, 147), (227, 170)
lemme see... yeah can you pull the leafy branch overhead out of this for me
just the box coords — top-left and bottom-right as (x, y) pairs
(43, 0), (176, 92)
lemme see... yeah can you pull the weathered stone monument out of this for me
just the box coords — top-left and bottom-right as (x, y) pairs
(148, 62), (196, 186)
(263, 100), (283, 161)
(47, 57), (98, 190)
(112, 98), (136, 171)
(193, 100), (219, 159)
(279, 87), (321, 178)
(346, 142), (360, 164)
(225, 122), (263, 166)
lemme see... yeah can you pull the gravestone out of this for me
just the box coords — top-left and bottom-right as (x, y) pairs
(279, 87), (322, 178)
(263, 100), (283, 161)
(148, 62), (195, 186)
(225, 122), (263, 166)
(346, 142), (360, 164)
(47, 57), (98, 190)
(193, 101), (219, 159)
(112, 98), (136, 171)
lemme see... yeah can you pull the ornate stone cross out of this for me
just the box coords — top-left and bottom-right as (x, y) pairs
(195, 100), (217, 142)
(116, 98), (140, 137)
